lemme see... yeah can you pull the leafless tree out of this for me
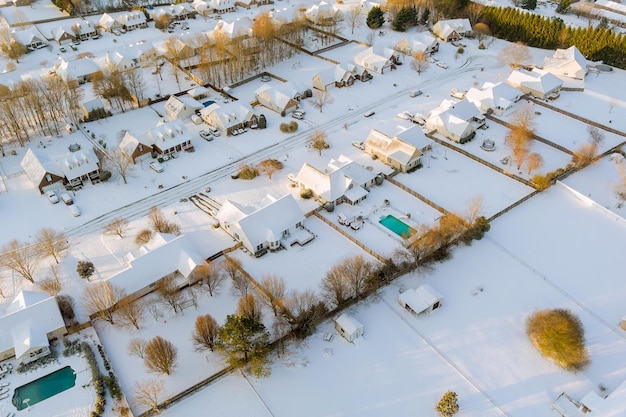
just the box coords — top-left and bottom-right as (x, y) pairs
(308, 130), (329, 156)
(466, 2), (485, 26)
(191, 263), (225, 296)
(147, 303), (164, 322)
(104, 218), (130, 238)
(123, 68), (147, 102)
(237, 294), (262, 322)
(257, 159), (283, 179)
(35, 228), (69, 264)
(411, 51), (430, 75)
(131, 379), (166, 415)
(148, 206), (180, 235)
(116, 298), (145, 329)
(221, 257), (251, 297)
(321, 265), (351, 307)
(256, 274), (286, 316)
(127, 337), (147, 359)
(526, 152), (544, 175)
(498, 42), (531, 69)
(366, 29), (376, 45)
(394, 223), (439, 268)
(0, 26), (28, 63)
(311, 89), (333, 114)
(144, 336), (178, 375)
(105, 148), (133, 184)
(157, 275), (184, 314)
(191, 314), (219, 352)
(280, 289), (326, 336)
(0, 240), (38, 283)
(82, 282), (126, 324)
(37, 265), (62, 296)
(346, 5), (363, 34)
(614, 164), (626, 202)
(343, 255), (375, 298)
(135, 229), (153, 245)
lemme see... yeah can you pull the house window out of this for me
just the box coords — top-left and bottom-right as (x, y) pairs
(46, 174), (52, 182)
(138, 144), (143, 151)
(282, 229), (289, 238)
(234, 233), (240, 240)
(256, 243), (264, 251)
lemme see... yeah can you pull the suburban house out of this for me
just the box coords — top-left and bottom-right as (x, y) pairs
(213, 16), (253, 41)
(295, 155), (380, 206)
(167, 35), (197, 61)
(312, 65), (355, 91)
(192, 0), (211, 16)
(398, 284), (443, 315)
(254, 85), (299, 116)
(306, 1), (343, 26)
(82, 97), (108, 120)
(0, 291), (67, 363)
(12, 27), (47, 49)
(542, 46), (587, 80)
(208, 0), (237, 14)
(73, 20), (98, 40)
(465, 82), (523, 116)
(55, 57), (101, 84)
(335, 313), (364, 342)
(116, 11), (148, 31)
(119, 131), (153, 163)
(105, 41), (156, 71)
(165, 94), (204, 120)
(21, 148), (66, 193)
(506, 68), (563, 100)
(107, 233), (207, 301)
(152, 4), (194, 22)
(199, 102), (257, 136)
(353, 46), (399, 74)
(187, 86), (210, 101)
(432, 18), (472, 42)
(236, 0), (270, 9)
(59, 145), (101, 190)
(553, 379), (626, 417)
(51, 26), (76, 44)
(145, 120), (194, 156)
(395, 33), (439, 56)
(215, 193), (312, 257)
(425, 98), (485, 143)
(364, 126), (429, 173)
(97, 13), (123, 32)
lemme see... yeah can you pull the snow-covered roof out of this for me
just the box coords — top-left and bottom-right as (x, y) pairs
(399, 284), (443, 314)
(465, 82), (522, 112)
(119, 131), (149, 156)
(83, 97), (106, 113)
(214, 17), (253, 39)
(55, 57), (101, 82)
(12, 320), (49, 360)
(187, 86), (210, 99)
(165, 95), (203, 119)
(507, 68), (563, 94)
(116, 11), (147, 26)
(365, 128), (423, 165)
(59, 148), (99, 180)
(12, 27), (46, 46)
(20, 148), (62, 184)
(582, 379), (626, 416)
(543, 46), (587, 80)
(200, 102), (255, 128)
(146, 120), (190, 148)
(433, 18), (472, 39)
(255, 85), (295, 110)
(306, 1), (342, 23)
(335, 313), (363, 335)
(353, 46), (395, 73)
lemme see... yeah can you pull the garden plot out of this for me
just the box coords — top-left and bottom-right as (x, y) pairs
(394, 147), (535, 218)
(228, 215), (380, 294)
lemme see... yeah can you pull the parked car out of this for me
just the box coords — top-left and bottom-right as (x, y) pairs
(59, 46), (67, 53)
(46, 190), (59, 204)
(191, 114), (203, 125)
(292, 110), (305, 120)
(411, 114), (426, 125)
(60, 193), (74, 205)
(352, 141), (365, 150)
(231, 128), (239, 136)
(338, 213), (348, 225)
(409, 90), (423, 98)
(69, 43), (77, 51)
(450, 89), (466, 99)
(208, 126), (221, 136)
(149, 161), (164, 173)
(364, 110), (375, 118)
(437, 62), (448, 69)
(260, 74), (271, 82)
(199, 130), (213, 141)
(397, 111), (412, 120)
(90, 33), (102, 39)
(68, 205), (81, 217)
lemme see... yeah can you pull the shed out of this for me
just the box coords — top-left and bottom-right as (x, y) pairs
(335, 313), (364, 342)
(398, 284), (443, 315)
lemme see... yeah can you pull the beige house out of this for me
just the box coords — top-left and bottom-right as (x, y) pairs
(364, 126), (429, 173)
(312, 65), (355, 92)
(432, 18), (472, 42)
(543, 46), (587, 80)
(425, 99), (485, 143)
(199, 102), (257, 136)
(145, 120), (194, 156)
(254, 85), (299, 116)
(507, 68), (563, 100)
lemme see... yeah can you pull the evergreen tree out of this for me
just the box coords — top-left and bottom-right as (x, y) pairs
(555, 0), (570, 14)
(392, 7), (414, 32)
(217, 315), (271, 376)
(421, 8), (430, 25)
(366, 6), (385, 29)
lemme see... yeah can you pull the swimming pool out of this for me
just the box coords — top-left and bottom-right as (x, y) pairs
(12, 366), (76, 410)
(379, 215), (415, 238)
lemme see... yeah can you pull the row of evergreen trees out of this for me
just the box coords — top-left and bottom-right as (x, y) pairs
(483, 6), (626, 69)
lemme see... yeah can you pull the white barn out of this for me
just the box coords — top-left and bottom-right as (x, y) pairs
(398, 284), (443, 315)
(335, 313), (364, 342)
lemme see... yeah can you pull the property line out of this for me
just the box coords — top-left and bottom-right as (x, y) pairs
(239, 369), (276, 417)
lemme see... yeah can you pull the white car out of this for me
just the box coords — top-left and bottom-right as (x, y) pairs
(292, 111), (305, 120)
(352, 141), (365, 150)
(397, 111), (412, 120)
(46, 190), (59, 204)
(437, 62), (448, 69)
(364, 110), (375, 118)
(149, 161), (164, 173)
(208, 126), (221, 137)
(199, 130), (213, 141)
(69, 205), (81, 217)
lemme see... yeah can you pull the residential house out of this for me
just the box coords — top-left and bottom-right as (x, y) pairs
(542, 46), (587, 80)
(187, 86), (210, 101)
(465, 82), (522, 116)
(312, 65), (355, 91)
(152, 4), (194, 22)
(506, 68), (562, 100)
(97, 13), (123, 32)
(59, 146), (101, 190)
(82, 97), (108, 120)
(398, 284), (443, 315)
(117, 11), (148, 31)
(165, 94), (204, 120)
(208, 0), (237, 14)
(107, 233), (207, 301)
(353, 46), (399, 74)
(306, 1), (343, 26)
(20, 148), (65, 193)
(335, 313), (364, 342)
(254, 85), (299, 116)
(432, 18), (472, 42)
(51, 26), (76, 45)
(364, 126), (427, 173)
(295, 155), (380, 206)
(192, 0), (211, 16)
(216, 193), (312, 256)
(12, 27), (47, 49)
(55, 57), (101, 84)
(395, 32), (439, 56)
(145, 120), (194, 156)
(552, 379), (626, 417)
(74, 20), (98, 40)
(105, 41), (157, 71)
(119, 131), (153, 163)
(168, 35), (197, 61)
(214, 17), (253, 41)
(199, 102), (257, 135)
(0, 291), (66, 363)
(425, 98), (485, 143)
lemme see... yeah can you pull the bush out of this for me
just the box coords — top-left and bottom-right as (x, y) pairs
(457, 47), (464, 54)
(532, 174), (551, 190)
(77, 261), (95, 279)
(99, 170), (112, 182)
(288, 121), (298, 132)
(436, 391), (459, 417)
(526, 308), (589, 371)
(478, 41), (486, 50)
(279, 123), (290, 133)
(135, 229), (153, 245)
(57, 295), (76, 323)
(238, 164), (259, 180)
(300, 188), (313, 199)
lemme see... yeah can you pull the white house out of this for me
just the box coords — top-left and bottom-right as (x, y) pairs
(306, 1), (343, 26)
(254, 85), (299, 116)
(208, 0), (237, 14)
(215, 194), (312, 256)
(116, 11), (148, 31)
(465, 82), (522, 116)
(395, 33), (439, 56)
(542, 46), (587, 80)
(0, 291), (66, 363)
(55, 57), (101, 84)
(199, 102), (257, 135)
(312, 65), (355, 91)
(98, 13), (122, 32)
(295, 155), (380, 206)
(364, 128), (425, 173)
(214, 17), (253, 40)
(507, 68), (562, 100)
(164, 95), (204, 121)
(398, 284), (443, 315)
(59, 146), (101, 189)
(145, 120), (193, 156)
(21, 148), (65, 193)
(335, 313), (364, 342)
(353, 46), (399, 74)
(12, 27), (48, 49)
(119, 131), (153, 163)
(432, 18), (472, 42)
(187, 86), (210, 101)
(425, 98), (485, 143)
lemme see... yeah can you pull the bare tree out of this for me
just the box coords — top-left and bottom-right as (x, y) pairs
(0, 240), (38, 283)
(105, 148), (133, 184)
(280, 289), (326, 337)
(0, 26), (28, 63)
(127, 337), (147, 359)
(131, 379), (166, 415)
(366, 29), (376, 45)
(466, 2), (485, 26)
(237, 294), (262, 322)
(157, 275), (184, 314)
(37, 265), (62, 296)
(411, 51), (430, 75)
(463, 195), (485, 225)
(505, 104), (536, 170)
(148, 206), (180, 235)
(191, 263), (225, 296)
(256, 274), (286, 316)
(587, 126), (605, 146)
(614, 164), (626, 202)
(257, 159), (283, 179)
(342, 255), (375, 298)
(346, 5), (363, 34)
(221, 257), (251, 297)
(394, 223), (439, 268)
(104, 218), (130, 238)
(191, 314), (219, 352)
(498, 42), (531, 69)
(308, 130), (329, 156)
(526, 152), (544, 175)
(116, 298), (145, 329)
(123, 68), (146, 102)
(35, 228), (69, 264)
(311, 89), (333, 113)
(144, 336), (178, 375)
(321, 265), (351, 307)
(82, 282), (126, 324)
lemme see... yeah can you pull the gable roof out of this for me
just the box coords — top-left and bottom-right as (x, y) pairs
(145, 120), (190, 148)
(215, 17), (253, 39)
(12, 320), (49, 360)
(399, 284), (443, 314)
(254, 85), (295, 110)
(365, 128), (423, 166)
(542, 46), (587, 79)
(465, 81), (521, 112)
(200, 102), (255, 128)
(507, 68), (563, 93)
(335, 313), (363, 335)
(165, 95), (203, 119)
(59, 148), (99, 180)
(21, 148), (62, 184)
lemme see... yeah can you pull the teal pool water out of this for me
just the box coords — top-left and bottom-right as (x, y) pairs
(12, 366), (76, 410)
(379, 215), (415, 238)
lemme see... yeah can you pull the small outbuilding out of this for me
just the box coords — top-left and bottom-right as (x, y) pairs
(398, 284), (443, 315)
(335, 313), (364, 342)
